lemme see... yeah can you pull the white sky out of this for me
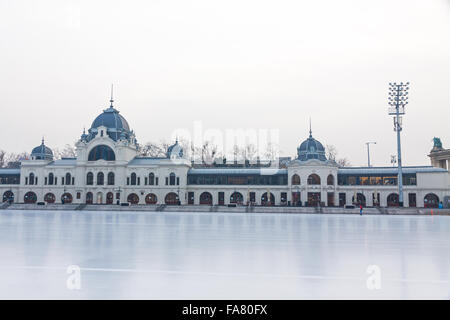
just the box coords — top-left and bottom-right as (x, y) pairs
(0, 0), (449, 166)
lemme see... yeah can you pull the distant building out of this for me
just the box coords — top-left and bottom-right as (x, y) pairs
(1, 99), (449, 208)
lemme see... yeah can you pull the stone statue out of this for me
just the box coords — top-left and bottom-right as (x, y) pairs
(433, 137), (443, 149)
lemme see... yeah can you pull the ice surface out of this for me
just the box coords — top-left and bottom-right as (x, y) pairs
(0, 210), (449, 299)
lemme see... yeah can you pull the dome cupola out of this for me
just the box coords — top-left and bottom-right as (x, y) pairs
(167, 139), (184, 159)
(297, 123), (327, 161)
(31, 138), (53, 161)
(86, 88), (132, 142)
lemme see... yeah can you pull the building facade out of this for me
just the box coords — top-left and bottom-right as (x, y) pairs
(1, 101), (449, 208)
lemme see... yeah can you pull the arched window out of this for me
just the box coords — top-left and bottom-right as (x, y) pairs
(424, 193), (439, 208)
(291, 174), (300, 185)
(97, 172), (104, 185)
(48, 173), (54, 185)
(130, 173), (137, 185)
(29, 173), (35, 185)
(307, 174), (321, 185)
(230, 192), (243, 204)
(145, 193), (157, 204)
(165, 192), (179, 205)
(327, 174), (334, 186)
(44, 193), (55, 203)
(149, 173), (155, 185)
(88, 145), (116, 161)
(61, 193), (73, 204)
(169, 172), (176, 185)
(387, 193), (399, 207)
(127, 193), (139, 205)
(107, 172), (115, 185)
(86, 172), (94, 185)
(199, 192), (213, 205)
(261, 192), (275, 206)
(24, 191), (37, 204)
(65, 173), (71, 185)
(86, 192), (93, 204)
(106, 192), (114, 204)
(3, 191), (14, 203)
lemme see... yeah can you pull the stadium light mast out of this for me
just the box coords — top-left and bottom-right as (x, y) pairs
(388, 82), (410, 207)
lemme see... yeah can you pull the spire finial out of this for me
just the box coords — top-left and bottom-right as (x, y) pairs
(110, 84), (114, 107)
(42, 136), (45, 145)
(309, 117), (312, 138)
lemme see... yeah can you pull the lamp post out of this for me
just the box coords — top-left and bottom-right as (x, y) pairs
(388, 82), (409, 207)
(365, 142), (377, 167)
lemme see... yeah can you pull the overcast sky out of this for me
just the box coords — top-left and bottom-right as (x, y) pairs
(0, 0), (449, 166)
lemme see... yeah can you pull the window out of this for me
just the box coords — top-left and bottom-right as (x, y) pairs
(156, 177), (159, 185)
(176, 177), (180, 185)
(127, 177), (130, 185)
(25, 177), (28, 185)
(48, 173), (54, 185)
(45, 177), (47, 185)
(62, 177), (65, 185)
(130, 173), (137, 185)
(165, 177), (168, 185)
(169, 173), (176, 185)
(149, 173), (155, 185)
(307, 174), (320, 185)
(88, 145), (116, 161)
(86, 172), (94, 185)
(327, 174), (334, 186)
(137, 177), (140, 185)
(291, 174), (300, 185)
(66, 173), (71, 185)
(107, 172), (115, 185)
(97, 172), (104, 185)
(29, 173), (35, 185)
(72, 177), (75, 185)
(76, 192), (81, 199)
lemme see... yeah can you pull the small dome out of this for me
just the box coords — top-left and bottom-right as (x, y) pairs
(297, 131), (327, 161)
(31, 139), (53, 160)
(167, 140), (183, 159)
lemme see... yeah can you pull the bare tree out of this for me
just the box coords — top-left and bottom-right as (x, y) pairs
(54, 144), (77, 159)
(326, 144), (351, 167)
(0, 150), (6, 167)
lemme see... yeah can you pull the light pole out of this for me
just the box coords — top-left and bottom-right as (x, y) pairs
(388, 82), (409, 207)
(365, 142), (376, 167)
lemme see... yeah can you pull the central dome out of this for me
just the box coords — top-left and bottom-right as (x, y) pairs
(91, 106), (130, 132)
(297, 130), (327, 161)
(87, 101), (132, 142)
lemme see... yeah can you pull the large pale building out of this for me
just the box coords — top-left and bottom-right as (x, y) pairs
(1, 100), (449, 208)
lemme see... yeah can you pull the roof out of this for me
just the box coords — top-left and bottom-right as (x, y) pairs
(337, 166), (448, 175)
(0, 168), (21, 175)
(47, 159), (77, 166)
(188, 168), (287, 175)
(128, 157), (169, 165)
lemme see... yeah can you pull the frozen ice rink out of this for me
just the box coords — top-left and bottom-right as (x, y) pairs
(0, 210), (449, 299)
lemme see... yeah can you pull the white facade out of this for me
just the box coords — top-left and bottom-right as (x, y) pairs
(1, 103), (449, 208)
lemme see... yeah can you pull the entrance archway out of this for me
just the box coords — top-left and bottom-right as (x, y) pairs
(127, 193), (139, 205)
(2, 191), (14, 203)
(165, 192), (179, 205)
(352, 193), (366, 207)
(96, 192), (103, 204)
(86, 192), (93, 204)
(61, 193), (72, 204)
(44, 193), (55, 203)
(424, 193), (439, 208)
(230, 192), (243, 205)
(106, 192), (114, 204)
(24, 191), (37, 204)
(387, 193), (399, 207)
(307, 192), (321, 207)
(199, 192), (213, 205)
(145, 193), (157, 204)
(261, 192), (275, 206)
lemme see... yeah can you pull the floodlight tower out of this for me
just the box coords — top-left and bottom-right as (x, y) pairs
(388, 82), (410, 207)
